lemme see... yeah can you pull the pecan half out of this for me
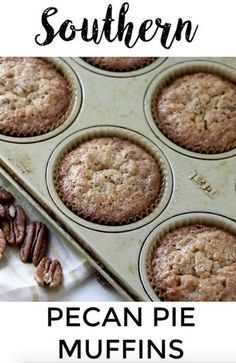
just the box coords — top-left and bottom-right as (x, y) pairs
(2, 205), (26, 245)
(35, 257), (62, 289)
(0, 187), (14, 204)
(20, 222), (48, 266)
(96, 272), (111, 288)
(0, 229), (6, 260)
(0, 204), (8, 218)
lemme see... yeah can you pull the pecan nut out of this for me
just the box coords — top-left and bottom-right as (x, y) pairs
(2, 205), (26, 245)
(35, 257), (62, 289)
(0, 229), (6, 260)
(96, 272), (111, 288)
(0, 187), (14, 204)
(0, 204), (8, 218)
(20, 221), (48, 266)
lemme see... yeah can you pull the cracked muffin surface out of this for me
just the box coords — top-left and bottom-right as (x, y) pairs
(155, 72), (236, 153)
(56, 137), (162, 224)
(0, 57), (72, 136)
(149, 225), (236, 301)
(83, 57), (156, 71)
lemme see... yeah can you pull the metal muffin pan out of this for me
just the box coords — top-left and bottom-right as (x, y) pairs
(0, 57), (236, 301)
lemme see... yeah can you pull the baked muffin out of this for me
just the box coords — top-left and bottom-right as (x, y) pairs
(83, 57), (156, 72)
(56, 137), (162, 224)
(154, 72), (236, 153)
(0, 57), (72, 136)
(149, 224), (236, 301)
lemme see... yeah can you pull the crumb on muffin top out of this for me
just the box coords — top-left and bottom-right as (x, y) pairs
(83, 57), (156, 71)
(56, 137), (162, 224)
(0, 57), (72, 136)
(155, 72), (236, 153)
(150, 224), (236, 301)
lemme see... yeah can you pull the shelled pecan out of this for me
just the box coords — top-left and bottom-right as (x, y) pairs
(20, 221), (48, 266)
(0, 187), (14, 204)
(0, 204), (8, 218)
(0, 186), (64, 290)
(1, 205), (26, 245)
(35, 257), (62, 289)
(96, 272), (112, 288)
(0, 229), (6, 260)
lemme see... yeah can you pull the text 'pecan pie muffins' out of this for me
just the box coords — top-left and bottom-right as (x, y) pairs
(148, 224), (236, 301)
(83, 57), (157, 72)
(0, 57), (73, 136)
(56, 137), (163, 224)
(154, 72), (236, 153)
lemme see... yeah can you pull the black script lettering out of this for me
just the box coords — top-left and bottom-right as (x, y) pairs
(35, 7), (58, 46)
(91, 2), (136, 46)
(35, 3), (199, 49)
(102, 4), (115, 41)
(155, 18), (172, 48)
(116, 2), (134, 47)
(35, 7), (76, 45)
(162, 18), (198, 49)
(77, 19), (99, 42)
(175, 18), (198, 42)
(59, 21), (76, 41)
(139, 20), (155, 41)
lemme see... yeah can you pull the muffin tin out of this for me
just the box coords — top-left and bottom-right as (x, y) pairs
(0, 57), (236, 301)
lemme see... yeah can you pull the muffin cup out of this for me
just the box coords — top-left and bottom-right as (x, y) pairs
(0, 57), (82, 143)
(73, 57), (167, 78)
(82, 57), (158, 72)
(139, 212), (236, 301)
(46, 126), (173, 232)
(145, 60), (236, 159)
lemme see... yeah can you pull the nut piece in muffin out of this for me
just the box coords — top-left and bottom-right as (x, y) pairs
(149, 224), (236, 301)
(0, 57), (72, 136)
(154, 72), (236, 153)
(56, 137), (162, 224)
(83, 57), (156, 72)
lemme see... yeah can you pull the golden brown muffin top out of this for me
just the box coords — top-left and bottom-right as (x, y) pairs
(56, 137), (162, 224)
(0, 57), (72, 136)
(83, 57), (156, 71)
(155, 72), (236, 153)
(150, 224), (236, 301)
